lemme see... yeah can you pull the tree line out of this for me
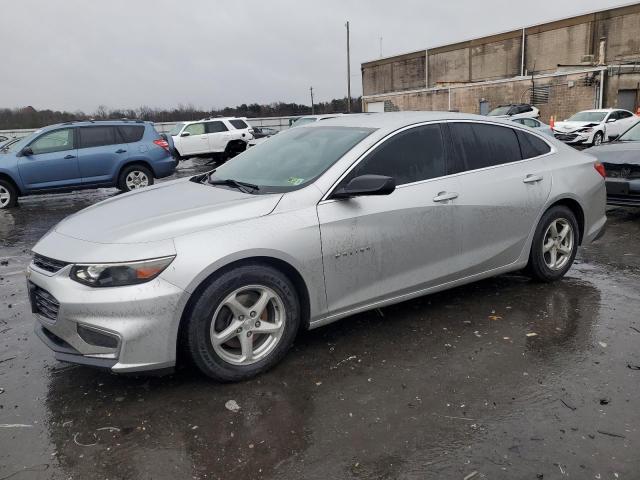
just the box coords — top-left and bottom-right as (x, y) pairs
(0, 97), (362, 130)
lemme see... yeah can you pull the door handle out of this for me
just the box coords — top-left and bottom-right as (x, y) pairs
(523, 174), (543, 184)
(64, 154), (75, 159)
(116, 149), (127, 154)
(433, 191), (459, 203)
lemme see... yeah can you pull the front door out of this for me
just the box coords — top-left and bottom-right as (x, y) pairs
(317, 123), (461, 315)
(447, 122), (553, 276)
(18, 127), (80, 190)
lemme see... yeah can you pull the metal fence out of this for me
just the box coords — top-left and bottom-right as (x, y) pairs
(0, 115), (301, 140)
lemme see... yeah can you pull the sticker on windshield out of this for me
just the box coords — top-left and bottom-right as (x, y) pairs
(287, 177), (304, 185)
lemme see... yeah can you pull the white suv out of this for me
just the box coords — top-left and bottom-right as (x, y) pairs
(170, 117), (254, 160)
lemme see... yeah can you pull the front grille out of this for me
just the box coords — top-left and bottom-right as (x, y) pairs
(29, 281), (60, 321)
(555, 133), (579, 142)
(32, 254), (69, 274)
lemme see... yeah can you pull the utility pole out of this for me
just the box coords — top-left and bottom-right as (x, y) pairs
(310, 86), (315, 114)
(379, 37), (383, 58)
(346, 21), (351, 113)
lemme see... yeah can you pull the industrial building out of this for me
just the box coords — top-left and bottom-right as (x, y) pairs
(361, 3), (640, 121)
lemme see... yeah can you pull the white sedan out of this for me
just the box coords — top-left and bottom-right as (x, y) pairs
(553, 109), (637, 146)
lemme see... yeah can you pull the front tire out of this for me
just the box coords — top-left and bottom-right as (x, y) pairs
(117, 165), (154, 192)
(0, 179), (18, 209)
(592, 131), (603, 146)
(526, 206), (579, 282)
(184, 263), (301, 382)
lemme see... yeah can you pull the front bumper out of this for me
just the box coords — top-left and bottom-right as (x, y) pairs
(28, 261), (188, 373)
(605, 178), (640, 206)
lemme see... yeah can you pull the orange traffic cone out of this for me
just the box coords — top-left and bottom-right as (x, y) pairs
(550, 116), (555, 129)
(636, 107), (640, 116)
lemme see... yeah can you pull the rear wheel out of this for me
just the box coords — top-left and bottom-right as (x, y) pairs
(224, 141), (247, 160)
(526, 206), (579, 282)
(117, 165), (154, 192)
(184, 264), (300, 382)
(0, 179), (18, 209)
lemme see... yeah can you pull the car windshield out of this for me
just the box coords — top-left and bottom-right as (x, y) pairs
(618, 121), (640, 141)
(567, 112), (607, 122)
(488, 106), (512, 116)
(208, 126), (374, 193)
(169, 123), (185, 135)
(0, 136), (29, 154)
(291, 117), (318, 127)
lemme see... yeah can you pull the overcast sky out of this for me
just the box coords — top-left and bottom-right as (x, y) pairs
(0, 0), (634, 113)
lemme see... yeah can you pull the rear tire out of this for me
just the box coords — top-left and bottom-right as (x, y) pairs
(117, 165), (154, 192)
(526, 206), (579, 282)
(0, 179), (18, 209)
(184, 263), (301, 382)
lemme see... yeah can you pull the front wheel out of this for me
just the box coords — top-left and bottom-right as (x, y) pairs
(184, 264), (300, 382)
(592, 131), (603, 146)
(526, 206), (579, 282)
(0, 179), (18, 209)
(117, 165), (154, 192)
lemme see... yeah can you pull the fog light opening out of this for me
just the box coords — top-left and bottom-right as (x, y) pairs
(77, 324), (119, 349)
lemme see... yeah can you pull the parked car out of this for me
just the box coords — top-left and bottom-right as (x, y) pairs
(585, 119), (640, 206)
(290, 113), (344, 127)
(553, 109), (637, 146)
(487, 104), (540, 120)
(170, 117), (253, 161)
(252, 126), (279, 139)
(0, 120), (175, 209)
(510, 117), (554, 136)
(29, 112), (606, 381)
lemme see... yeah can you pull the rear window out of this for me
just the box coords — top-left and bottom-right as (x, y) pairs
(117, 125), (145, 143)
(516, 130), (551, 159)
(79, 126), (116, 149)
(229, 119), (249, 129)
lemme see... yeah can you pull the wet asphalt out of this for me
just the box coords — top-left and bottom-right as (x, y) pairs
(1, 159), (639, 480)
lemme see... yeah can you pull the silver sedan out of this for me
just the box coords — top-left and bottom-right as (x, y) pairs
(28, 112), (607, 381)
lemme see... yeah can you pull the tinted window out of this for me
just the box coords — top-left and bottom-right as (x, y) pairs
(30, 128), (75, 154)
(522, 118), (540, 128)
(79, 126), (116, 149)
(206, 121), (228, 133)
(618, 110), (633, 119)
(516, 130), (551, 159)
(184, 123), (205, 135)
(347, 124), (446, 185)
(229, 119), (248, 129)
(117, 125), (145, 143)
(449, 123), (522, 172)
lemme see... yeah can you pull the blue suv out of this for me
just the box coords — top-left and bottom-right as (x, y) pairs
(0, 120), (176, 209)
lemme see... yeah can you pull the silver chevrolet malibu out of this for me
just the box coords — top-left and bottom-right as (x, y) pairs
(28, 112), (607, 381)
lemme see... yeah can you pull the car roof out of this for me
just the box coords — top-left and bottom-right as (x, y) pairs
(305, 111), (519, 132)
(38, 120), (150, 132)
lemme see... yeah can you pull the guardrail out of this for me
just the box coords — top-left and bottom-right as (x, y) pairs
(0, 115), (301, 139)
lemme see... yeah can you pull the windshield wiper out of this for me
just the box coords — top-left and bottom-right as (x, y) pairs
(208, 175), (260, 193)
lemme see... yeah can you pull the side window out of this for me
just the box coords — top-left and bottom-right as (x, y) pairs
(228, 119), (248, 129)
(516, 130), (551, 159)
(523, 119), (538, 128)
(184, 123), (205, 135)
(206, 121), (228, 134)
(618, 110), (633, 119)
(346, 124), (446, 186)
(79, 126), (116, 149)
(29, 128), (75, 155)
(608, 112), (619, 121)
(449, 123), (522, 172)
(117, 125), (145, 143)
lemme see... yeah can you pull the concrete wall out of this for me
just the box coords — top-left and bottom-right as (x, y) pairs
(362, 51), (426, 96)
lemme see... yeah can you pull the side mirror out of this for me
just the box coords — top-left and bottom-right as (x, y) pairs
(332, 175), (396, 199)
(180, 132), (191, 137)
(21, 147), (33, 156)
(607, 118), (617, 123)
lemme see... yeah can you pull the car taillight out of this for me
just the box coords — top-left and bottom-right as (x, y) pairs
(153, 139), (170, 152)
(594, 161), (606, 178)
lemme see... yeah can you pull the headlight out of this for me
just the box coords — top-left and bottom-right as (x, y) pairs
(70, 256), (175, 287)
(578, 127), (594, 133)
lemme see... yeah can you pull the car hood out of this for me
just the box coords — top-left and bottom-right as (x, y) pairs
(554, 121), (599, 132)
(54, 178), (283, 244)
(584, 141), (640, 165)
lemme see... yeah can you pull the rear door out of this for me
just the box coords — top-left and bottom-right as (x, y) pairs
(317, 123), (462, 315)
(180, 122), (209, 155)
(447, 122), (553, 276)
(205, 121), (231, 152)
(18, 127), (80, 190)
(77, 126), (127, 184)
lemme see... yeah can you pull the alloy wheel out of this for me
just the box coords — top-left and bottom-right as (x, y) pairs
(0, 186), (10, 208)
(209, 285), (286, 365)
(125, 171), (149, 190)
(542, 218), (574, 270)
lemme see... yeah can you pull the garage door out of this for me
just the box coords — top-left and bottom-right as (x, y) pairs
(367, 101), (385, 113)
(617, 90), (637, 112)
